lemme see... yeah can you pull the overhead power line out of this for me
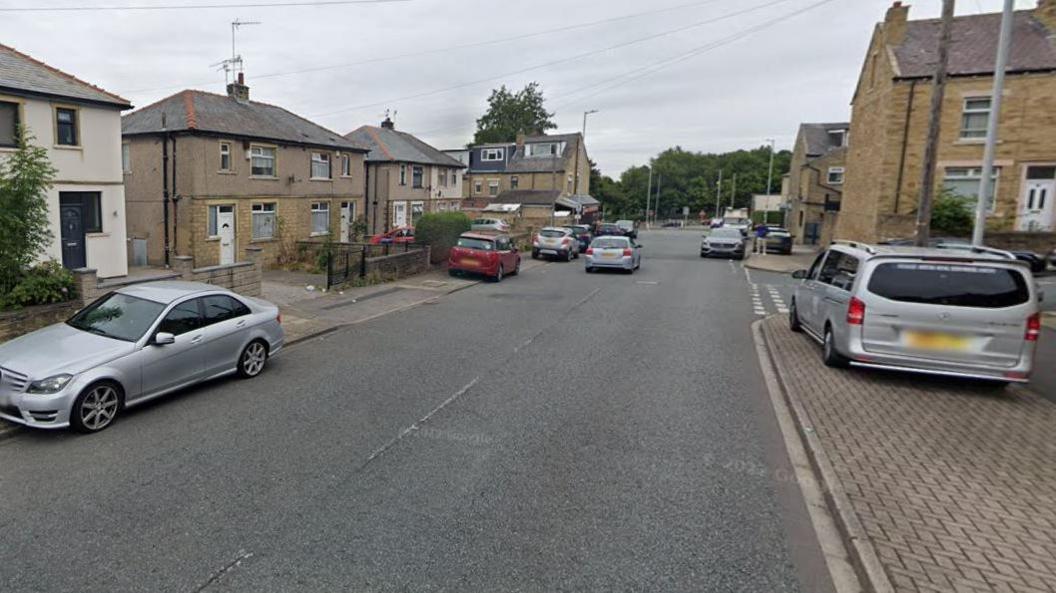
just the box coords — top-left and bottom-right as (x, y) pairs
(124, 0), (736, 94)
(0, 0), (407, 12)
(307, 0), (801, 120)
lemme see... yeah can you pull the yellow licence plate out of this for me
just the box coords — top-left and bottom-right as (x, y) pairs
(904, 331), (970, 351)
(602, 252), (619, 259)
(461, 259), (479, 267)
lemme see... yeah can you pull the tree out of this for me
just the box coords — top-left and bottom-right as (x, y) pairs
(930, 189), (973, 237)
(0, 128), (56, 295)
(473, 83), (556, 145)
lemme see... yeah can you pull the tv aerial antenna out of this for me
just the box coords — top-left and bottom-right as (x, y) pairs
(211, 18), (261, 84)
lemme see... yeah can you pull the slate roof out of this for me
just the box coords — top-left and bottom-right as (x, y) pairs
(893, 10), (1056, 78)
(798, 122), (850, 158)
(122, 89), (365, 151)
(494, 189), (563, 205)
(0, 43), (130, 109)
(506, 133), (583, 174)
(346, 125), (463, 167)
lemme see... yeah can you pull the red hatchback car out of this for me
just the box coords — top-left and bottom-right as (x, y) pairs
(448, 232), (521, 282)
(370, 226), (414, 245)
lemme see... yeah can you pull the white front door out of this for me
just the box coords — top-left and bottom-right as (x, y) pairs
(1018, 166), (1056, 231)
(393, 202), (407, 228)
(340, 201), (354, 242)
(217, 206), (236, 265)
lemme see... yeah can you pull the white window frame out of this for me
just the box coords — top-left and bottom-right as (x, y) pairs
(439, 168), (448, 187)
(827, 130), (847, 148)
(311, 152), (331, 180)
(250, 145), (277, 177)
(481, 148), (504, 162)
(487, 179), (500, 197)
(310, 202), (330, 235)
(942, 166), (999, 213)
(410, 200), (425, 225)
(207, 204), (235, 238)
(474, 179), (483, 195)
(960, 97), (991, 140)
(827, 167), (845, 185)
(399, 164), (407, 185)
(527, 142), (559, 158)
(121, 143), (131, 174)
(412, 165), (424, 189)
(219, 142), (232, 172)
(251, 203), (277, 239)
(341, 154), (352, 177)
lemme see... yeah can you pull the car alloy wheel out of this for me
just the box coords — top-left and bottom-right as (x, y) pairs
(495, 265), (504, 282)
(567, 250), (574, 262)
(822, 328), (849, 368)
(239, 341), (268, 378)
(73, 382), (120, 433)
(789, 300), (802, 332)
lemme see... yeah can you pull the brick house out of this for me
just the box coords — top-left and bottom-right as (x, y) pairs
(785, 122), (849, 245)
(455, 132), (590, 200)
(836, 1), (1056, 243)
(0, 44), (132, 278)
(122, 74), (369, 268)
(345, 117), (464, 235)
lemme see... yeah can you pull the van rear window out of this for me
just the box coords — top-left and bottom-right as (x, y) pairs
(866, 262), (1029, 308)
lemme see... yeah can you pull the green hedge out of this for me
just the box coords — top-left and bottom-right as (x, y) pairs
(415, 212), (472, 264)
(0, 261), (75, 310)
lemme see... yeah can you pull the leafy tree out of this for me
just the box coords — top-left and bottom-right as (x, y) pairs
(416, 211), (471, 264)
(473, 83), (556, 144)
(930, 189), (973, 237)
(0, 128), (56, 296)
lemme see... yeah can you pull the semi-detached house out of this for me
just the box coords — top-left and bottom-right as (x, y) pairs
(0, 43), (132, 278)
(122, 74), (369, 268)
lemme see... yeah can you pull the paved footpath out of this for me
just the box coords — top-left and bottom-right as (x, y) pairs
(762, 315), (1056, 593)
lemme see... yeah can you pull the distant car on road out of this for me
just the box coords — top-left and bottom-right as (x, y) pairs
(761, 226), (794, 255)
(370, 226), (414, 245)
(723, 217), (752, 236)
(470, 218), (511, 232)
(789, 241), (1039, 384)
(533, 227), (579, 261)
(593, 222), (626, 237)
(448, 232), (521, 281)
(615, 219), (638, 238)
(565, 224), (592, 251)
(709, 217), (724, 229)
(0, 282), (284, 433)
(585, 235), (641, 274)
(701, 227), (747, 259)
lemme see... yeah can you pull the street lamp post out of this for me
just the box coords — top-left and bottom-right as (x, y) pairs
(574, 110), (598, 198)
(973, 0), (1014, 246)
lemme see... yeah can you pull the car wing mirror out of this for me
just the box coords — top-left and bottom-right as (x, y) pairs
(791, 269), (808, 280)
(153, 332), (176, 345)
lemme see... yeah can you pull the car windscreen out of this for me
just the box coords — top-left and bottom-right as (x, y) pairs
(457, 237), (494, 251)
(598, 225), (622, 233)
(616, 220), (633, 228)
(766, 228), (790, 236)
(866, 262), (1030, 308)
(711, 229), (742, 239)
(571, 226), (590, 233)
(540, 229), (566, 238)
(67, 292), (167, 342)
(592, 238), (628, 249)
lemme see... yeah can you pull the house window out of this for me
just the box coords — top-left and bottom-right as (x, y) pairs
(411, 201), (425, 225)
(510, 176), (519, 190)
(488, 180), (500, 196)
(0, 100), (18, 147)
(412, 165), (423, 188)
(827, 167), (845, 185)
(250, 146), (276, 177)
(311, 202), (330, 235)
(960, 97), (991, 139)
(55, 107), (78, 146)
(439, 169), (448, 187)
(122, 144), (131, 174)
(219, 142), (231, 171)
(527, 143), (558, 157)
(311, 152), (331, 179)
(943, 166), (999, 212)
(827, 130), (846, 147)
(474, 179), (483, 194)
(481, 148), (504, 161)
(207, 205), (234, 238)
(251, 203), (277, 239)
(341, 154), (352, 177)
(399, 164), (407, 185)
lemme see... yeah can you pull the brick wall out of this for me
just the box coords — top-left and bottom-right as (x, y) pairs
(984, 231), (1056, 254)
(0, 301), (81, 343)
(364, 247), (431, 279)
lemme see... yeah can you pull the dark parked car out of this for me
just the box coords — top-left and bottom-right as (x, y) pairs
(563, 225), (593, 251)
(762, 226), (793, 255)
(594, 222), (626, 237)
(880, 237), (1047, 274)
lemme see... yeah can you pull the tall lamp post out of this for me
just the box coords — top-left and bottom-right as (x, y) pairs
(973, 0), (1014, 245)
(765, 138), (776, 225)
(574, 110), (598, 200)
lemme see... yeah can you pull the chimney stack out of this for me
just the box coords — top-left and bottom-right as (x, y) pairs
(1037, 0), (1056, 33)
(381, 116), (395, 130)
(884, 1), (910, 46)
(515, 133), (525, 149)
(226, 71), (250, 103)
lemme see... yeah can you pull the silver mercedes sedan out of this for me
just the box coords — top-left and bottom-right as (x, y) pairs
(0, 281), (284, 433)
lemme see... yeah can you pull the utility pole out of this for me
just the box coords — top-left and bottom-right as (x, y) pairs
(574, 109), (598, 196)
(730, 173), (737, 209)
(654, 174), (663, 227)
(914, 0), (955, 247)
(715, 169), (723, 218)
(765, 138), (776, 196)
(646, 166), (653, 222)
(973, 0), (1014, 246)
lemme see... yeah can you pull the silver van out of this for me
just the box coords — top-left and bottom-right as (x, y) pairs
(789, 241), (1041, 384)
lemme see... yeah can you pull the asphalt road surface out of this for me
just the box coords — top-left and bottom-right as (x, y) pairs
(0, 230), (834, 593)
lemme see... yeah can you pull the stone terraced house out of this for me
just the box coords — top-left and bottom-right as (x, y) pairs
(785, 122), (849, 246)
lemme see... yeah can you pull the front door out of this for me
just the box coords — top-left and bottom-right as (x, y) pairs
(217, 206), (236, 265)
(340, 201), (354, 242)
(1018, 166), (1056, 231)
(59, 202), (86, 269)
(393, 202), (407, 228)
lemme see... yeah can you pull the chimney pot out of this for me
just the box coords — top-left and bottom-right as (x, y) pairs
(381, 116), (395, 130)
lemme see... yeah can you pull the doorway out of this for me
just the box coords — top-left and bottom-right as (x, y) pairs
(217, 206), (236, 265)
(60, 201), (86, 269)
(393, 201), (407, 228)
(340, 201), (355, 242)
(1019, 166), (1056, 232)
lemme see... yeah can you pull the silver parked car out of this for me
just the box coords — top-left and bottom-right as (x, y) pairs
(701, 227), (747, 259)
(470, 218), (511, 232)
(532, 227), (579, 261)
(585, 235), (642, 273)
(789, 241), (1040, 384)
(0, 281), (284, 433)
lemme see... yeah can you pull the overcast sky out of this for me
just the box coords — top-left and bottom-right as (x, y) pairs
(2, 0), (1040, 175)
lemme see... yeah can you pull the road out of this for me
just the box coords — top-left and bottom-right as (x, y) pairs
(0, 230), (835, 593)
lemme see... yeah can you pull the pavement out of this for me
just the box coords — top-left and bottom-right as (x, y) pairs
(744, 244), (820, 274)
(760, 314), (1056, 593)
(0, 230), (837, 593)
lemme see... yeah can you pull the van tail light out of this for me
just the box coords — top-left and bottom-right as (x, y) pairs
(276, 313), (282, 325)
(847, 297), (866, 326)
(622, 248), (633, 256)
(585, 247), (594, 255)
(1026, 313), (1041, 342)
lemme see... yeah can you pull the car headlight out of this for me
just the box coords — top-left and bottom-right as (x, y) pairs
(27, 374), (73, 394)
